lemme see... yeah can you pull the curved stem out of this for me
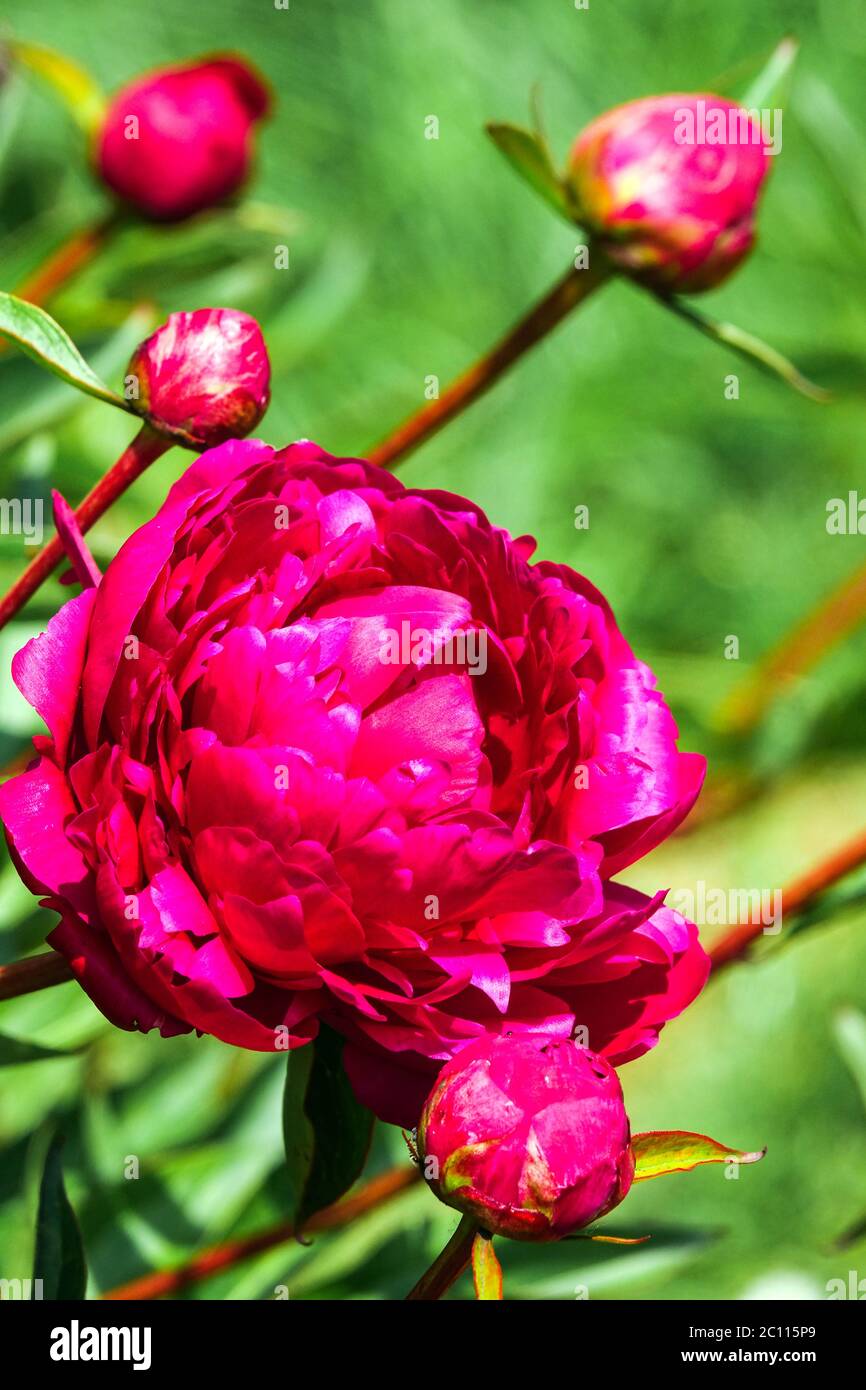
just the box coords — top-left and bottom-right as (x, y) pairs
(717, 557), (866, 735)
(0, 951), (72, 1000)
(6, 211), (123, 315)
(710, 825), (866, 971)
(405, 1213), (478, 1300)
(366, 262), (610, 471)
(103, 1165), (419, 1300)
(0, 424), (169, 633)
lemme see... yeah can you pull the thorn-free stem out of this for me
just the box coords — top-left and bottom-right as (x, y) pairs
(0, 424), (170, 633)
(3, 212), (123, 326)
(366, 261), (610, 471)
(405, 1213), (479, 1300)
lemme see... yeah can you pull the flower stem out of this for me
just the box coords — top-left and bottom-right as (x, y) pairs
(405, 1213), (479, 1300)
(366, 261), (610, 472)
(6, 211), (123, 317)
(0, 951), (72, 1001)
(709, 825), (866, 971)
(102, 1165), (420, 1300)
(0, 424), (169, 633)
(716, 557), (866, 735)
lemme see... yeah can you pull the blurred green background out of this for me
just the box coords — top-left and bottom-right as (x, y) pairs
(1, 0), (865, 1300)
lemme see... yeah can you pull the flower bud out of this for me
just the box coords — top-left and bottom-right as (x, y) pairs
(97, 56), (270, 222)
(126, 308), (271, 447)
(418, 1035), (634, 1240)
(567, 94), (772, 293)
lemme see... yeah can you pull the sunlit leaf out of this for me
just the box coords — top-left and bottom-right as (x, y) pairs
(486, 122), (574, 221)
(632, 1130), (766, 1181)
(740, 35), (799, 111)
(0, 293), (128, 410)
(833, 1008), (866, 1113)
(9, 40), (106, 136)
(472, 1230), (503, 1299)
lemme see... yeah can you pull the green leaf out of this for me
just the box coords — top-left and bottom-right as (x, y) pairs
(10, 40), (107, 137)
(282, 1029), (375, 1230)
(632, 1130), (766, 1181)
(711, 35), (799, 110)
(0, 304), (156, 456)
(297, 1026), (375, 1229)
(32, 1133), (87, 1299)
(654, 293), (831, 402)
(740, 35), (799, 112)
(573, 1231), (651, 1245)
(282, 1045), (316, 1224)
(0, 1032), (73, 1065)
(486, 122), (574, 221)
(833, 1008), (866, 1114)
(471, 1230), (503, 1300)
(0, 293), (130, 410)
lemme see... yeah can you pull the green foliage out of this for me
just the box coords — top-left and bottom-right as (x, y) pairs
(32, 1132), (88, 1299)
(0, 292), (128, 409)
(0, 0), (865, 1300)
(283, 1026), (375, 1229)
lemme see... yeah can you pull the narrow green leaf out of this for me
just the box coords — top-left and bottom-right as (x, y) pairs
(486, 122), (574, 221)
(282, 1028), (375, 1230)
(655, 292), (831, 402)
(0, 293), (129, 410)
(573, 1231), (651, 1245)
(0, 1032), (73, 1065)
(471, 1230), (503, 1300)
(833, 1008), (866, 1114)
(632, 1130), (766, 1182)
(10, 40), (106, 136)
(295, 1025), (375, 1229)
(282, 1044), (315, 1225)
(32, 1133), (87, 1299)
(711, 35), (799, 110)
(740, 35), (799, 112)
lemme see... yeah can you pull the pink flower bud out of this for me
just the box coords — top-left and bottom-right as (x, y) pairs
(127, 308), (271, 447)
(97, 56), (270, 222)
(418, 1035), (634, 1240)
(568, 94), (773, 292)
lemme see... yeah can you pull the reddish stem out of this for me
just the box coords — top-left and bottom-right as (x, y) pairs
(6, 212), (122, 316)
(102, 1165), (420, 1300)
(717, 558), (866, 735)
(405, 1214), (478, 1300)
(709, 825), (866, 971)
(0, 425), (169, 633)
(0, 951), (72, 1000)
(366, 262), (609, 472)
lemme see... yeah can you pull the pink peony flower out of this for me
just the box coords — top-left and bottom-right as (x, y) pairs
(568, 94), (773, 292)
(418, 1034), (634, 1239)
(127, 308), (271, 447)
(0, 441), (707, 1125)
(96, 56), (270, 222)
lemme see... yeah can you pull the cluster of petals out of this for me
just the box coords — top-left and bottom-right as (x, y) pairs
(0, 440), (707, 1125)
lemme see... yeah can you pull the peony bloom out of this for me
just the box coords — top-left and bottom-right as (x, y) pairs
(568, 94), (772, 292)
(127, 309), (271, 447)
(0, 442), (707, 1126)
(418, 1034), (634, 1239)
(96, 56), (270, 222)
